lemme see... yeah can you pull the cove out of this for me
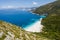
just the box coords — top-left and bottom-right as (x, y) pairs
(0, 9), (45, 32)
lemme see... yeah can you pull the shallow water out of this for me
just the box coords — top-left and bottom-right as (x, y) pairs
(24, 18), (43, 32)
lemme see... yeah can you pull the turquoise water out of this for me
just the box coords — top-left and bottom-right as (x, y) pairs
(0, 9), (44, 28)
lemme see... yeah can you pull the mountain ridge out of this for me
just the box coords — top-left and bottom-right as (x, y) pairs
(33, 0), (60, 40)
(33, 0), (60, 15)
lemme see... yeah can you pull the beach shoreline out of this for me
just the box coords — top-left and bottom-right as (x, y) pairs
(24, 18), (44, 32)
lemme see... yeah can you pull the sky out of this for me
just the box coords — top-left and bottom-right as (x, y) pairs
(0, 0), (56, 8)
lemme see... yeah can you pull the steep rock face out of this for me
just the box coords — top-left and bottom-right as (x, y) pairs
(0, 21), (51, 40)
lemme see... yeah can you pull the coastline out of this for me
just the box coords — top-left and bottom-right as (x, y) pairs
(24, 18), (44, 32)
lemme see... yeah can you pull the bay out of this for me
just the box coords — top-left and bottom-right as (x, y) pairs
(0, 9), (44, 30)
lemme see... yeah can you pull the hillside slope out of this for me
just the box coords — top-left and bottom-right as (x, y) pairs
(33, 0), (60, 15)
(33, 0), (60, 40)
(0, 21), (51, 40)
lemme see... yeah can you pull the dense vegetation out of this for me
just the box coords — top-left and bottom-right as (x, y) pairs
(33, 0), (60, 40)
(41, 14), (60, 40)
(33, 0), (60, 15)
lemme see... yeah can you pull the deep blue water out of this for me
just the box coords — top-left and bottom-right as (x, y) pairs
(0, 9), (44, 28)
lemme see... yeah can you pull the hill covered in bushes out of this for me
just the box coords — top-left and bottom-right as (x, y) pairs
(33, 0), (60, 40)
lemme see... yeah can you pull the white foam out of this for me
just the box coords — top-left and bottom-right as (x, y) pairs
(24, 18), (43, 32)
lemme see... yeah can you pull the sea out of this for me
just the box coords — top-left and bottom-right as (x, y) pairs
(0, 9), (45, 32)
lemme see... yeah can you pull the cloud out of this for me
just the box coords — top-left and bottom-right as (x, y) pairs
(0, 6), (15, 9)
(32, 1), (37, 5)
